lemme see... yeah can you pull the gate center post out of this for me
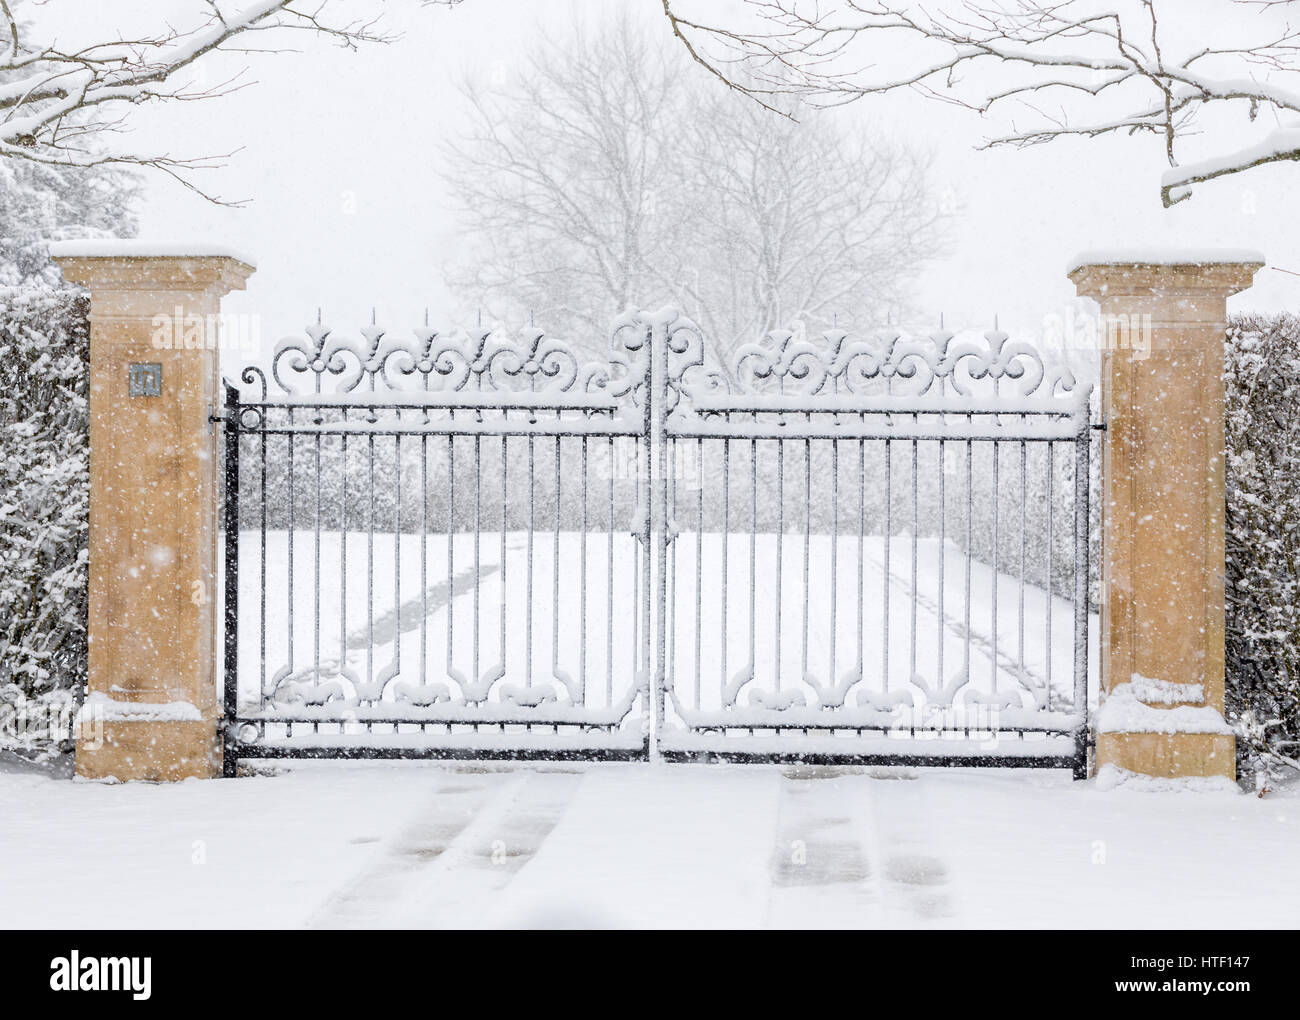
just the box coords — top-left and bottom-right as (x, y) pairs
(648, 310), (672, 754)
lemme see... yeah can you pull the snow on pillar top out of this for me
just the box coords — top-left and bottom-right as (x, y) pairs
(47, 239), (256, 264)
(1065, 247), (1265, 274)
(48, 240), (256, 299)
(1067, 249), (1263, 303)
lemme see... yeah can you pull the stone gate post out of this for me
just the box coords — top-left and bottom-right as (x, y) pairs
(1069, 251), (1262, 780)
(51, 242), (255, 781)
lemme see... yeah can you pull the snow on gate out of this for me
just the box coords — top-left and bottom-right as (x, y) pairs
(221, 309), (1096, 774)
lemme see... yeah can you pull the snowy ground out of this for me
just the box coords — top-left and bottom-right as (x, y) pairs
(3, 757), (1295, 929)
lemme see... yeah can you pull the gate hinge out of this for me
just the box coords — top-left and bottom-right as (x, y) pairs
(1090, 422), (1107, 432)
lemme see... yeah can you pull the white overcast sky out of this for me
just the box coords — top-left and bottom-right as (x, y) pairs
(46, 0), (1300, 370)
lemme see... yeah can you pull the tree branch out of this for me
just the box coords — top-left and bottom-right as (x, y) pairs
(0, 0), (393, 195)
(670, 0), (1300, 205)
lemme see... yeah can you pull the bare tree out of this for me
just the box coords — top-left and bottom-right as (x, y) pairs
(675, 89), (937, 356)
(0, 0), (389, 198)
(440, 13), (941, 367)
(662, 0), (1300, 206)
(441, 14), (682, 344)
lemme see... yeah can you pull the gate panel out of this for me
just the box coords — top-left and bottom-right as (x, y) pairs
(223, 322), (656, 765)
(652, 319), (1095, 773)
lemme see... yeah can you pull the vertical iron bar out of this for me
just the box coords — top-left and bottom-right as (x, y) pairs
(749, 438), (757, 697)
(883, 440), (891, 690)
(287, 412), (296, 677)
(830, 440), (838, 694)
(447, 433), (456, 687)
(695, 437), (703, 711)
(606, 435), (614, 707)
(222, 383), (240, 777)
(721, 438), (730, 708)
(258, 404), (267, 704)
(775, 440), (784, 691)
(992, 440), (999, 692)
(366, 431), (374, 688)
(552, 435), (561, 693)
(632, 441), (640, 688)
(314, 415), (321, 687)
(261, 410), (269, 706)
(420, 431), (427, 684)
(580, 436), (588, 704)
(500, 433), (508, 690)
(527, 431), (536, 691)
(1019, 439), (1027, 686)
(857, 439), (865, 685)
(1073, 427), (1092, 779)
(668, 438), (677, 707)
(393, 430), (401, 678)
(964, 438), (973, 691)
(802, 438), (811, 688)
(938, 438), (946, 691)
(1046, 443), (1055, 707)
(340, 422), (348, 690)
(910, 438), (919, 687)
(474, 435), (482, 689)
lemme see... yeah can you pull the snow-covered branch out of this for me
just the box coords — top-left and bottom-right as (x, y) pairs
(664, 0), (1300, 205)
(0, 0), (390, 201)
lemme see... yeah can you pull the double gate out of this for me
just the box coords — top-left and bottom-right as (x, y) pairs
(222, 309), (1094, 775)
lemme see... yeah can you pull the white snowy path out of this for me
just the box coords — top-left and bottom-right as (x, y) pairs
(2, 762), (1296, 929)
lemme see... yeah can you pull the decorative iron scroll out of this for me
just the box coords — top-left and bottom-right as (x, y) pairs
(723, 328), (1085, 402)
(256, 322), (638, 398)
(609, 308), (728, 412)
(233, 311), (1084, 409)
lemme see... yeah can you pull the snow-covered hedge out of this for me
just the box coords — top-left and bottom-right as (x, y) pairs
(1225, 313), (1300, 782)
(0, 286), (88, 755)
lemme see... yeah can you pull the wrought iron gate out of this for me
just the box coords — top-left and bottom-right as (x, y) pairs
(222, 309), (1094, 776)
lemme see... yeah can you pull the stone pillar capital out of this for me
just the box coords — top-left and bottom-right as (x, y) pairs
(52, 247), (254, 294)
(1069, 252), (1263, 333)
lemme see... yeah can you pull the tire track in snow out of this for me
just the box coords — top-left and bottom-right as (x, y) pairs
(765, 767), (885, 927)
(763, 766), (961, 928)
(308, 767), (585, 928)
(861, 770), (960, 927)
(385, 768), (585, 928)
(305, 768), (520, 928)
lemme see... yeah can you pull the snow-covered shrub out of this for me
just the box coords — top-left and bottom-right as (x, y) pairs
(0, 159), (138, 288)
(0, 124), (136, 759)
(0, 286), (89, 756)
(1225, 313), (1300, 783)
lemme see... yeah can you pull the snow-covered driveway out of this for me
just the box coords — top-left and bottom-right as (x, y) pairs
(1, 761), (1294, 929)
